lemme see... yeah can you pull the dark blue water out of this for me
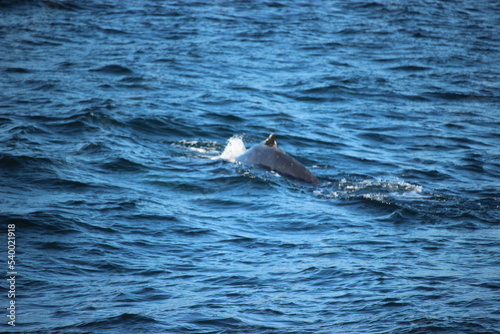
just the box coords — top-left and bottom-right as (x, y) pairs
(1, 0), (499, 333)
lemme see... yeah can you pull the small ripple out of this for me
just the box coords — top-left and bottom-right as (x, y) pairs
(388, 65), (432, 72)
(41, 1), (85, 11)
(401, 168), (451, 181)
(127, 116), (195, 137)
(423, 90), (496, 101)
(0, 153), (53, 169)
(119, 76), (145, 83)
(4, 67), (32, 73)
(56, 313), (160, 331)
(89, 64), (134, 75)
(195, 198), (248, 209)
(100, 157), (146, 173)
(0, 211), (85, 235)
(76, 141), (113, 155)
(357, 132), (398, 144)
(117, 83), (154, 90)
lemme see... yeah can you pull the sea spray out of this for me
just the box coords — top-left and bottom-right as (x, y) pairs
(216, 135), (247, 163)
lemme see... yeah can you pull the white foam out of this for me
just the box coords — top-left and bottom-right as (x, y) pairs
(338, 179), (422, 194)
(189, 147), (209, 153)
(214, 135), (247, 162)
(172, 140), (220, 155)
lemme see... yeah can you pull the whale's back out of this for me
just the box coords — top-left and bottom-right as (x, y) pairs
(236, 142), (319, 184)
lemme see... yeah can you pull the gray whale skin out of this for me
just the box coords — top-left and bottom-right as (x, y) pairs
(236, 134), (319, 184)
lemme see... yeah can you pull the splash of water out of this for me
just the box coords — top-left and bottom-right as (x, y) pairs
(214, 135), (247, 162)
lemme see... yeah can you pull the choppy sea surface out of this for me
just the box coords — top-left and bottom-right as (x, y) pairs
(1, 0), (499, 333)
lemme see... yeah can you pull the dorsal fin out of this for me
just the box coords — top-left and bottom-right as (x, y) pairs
(264, 133), (277, 147)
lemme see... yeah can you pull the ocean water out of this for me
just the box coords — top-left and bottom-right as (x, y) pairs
(1, 0), (499, 333)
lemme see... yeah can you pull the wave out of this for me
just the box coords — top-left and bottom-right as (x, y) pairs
(54, 313), (161, 332)
(89, 64), (134, 75)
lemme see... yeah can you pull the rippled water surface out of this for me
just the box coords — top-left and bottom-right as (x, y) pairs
(1, 0), (499, 333)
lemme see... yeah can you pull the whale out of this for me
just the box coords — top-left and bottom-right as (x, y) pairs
(236, 134), (319, 184)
